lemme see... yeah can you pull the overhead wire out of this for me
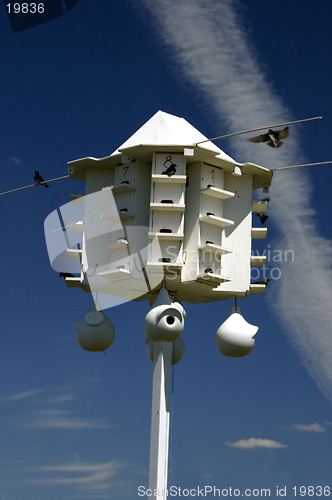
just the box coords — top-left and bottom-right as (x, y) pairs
(0, 174), (70, 197)
(0, 115), (328, 199)
(195, 116), (322, 144)
(272, 161), (332, 171)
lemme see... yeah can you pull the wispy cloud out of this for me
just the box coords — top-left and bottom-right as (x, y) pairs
(283, 422), (326, 433)
(137, 0), (332, 402)
(28, 459), (123, 492)
(1, 389), (43, 401)
(2, 384), (114, 430)
(226, 438), (287, 449)
(27, 409), (112, 430)
(9, 155), (21, 164)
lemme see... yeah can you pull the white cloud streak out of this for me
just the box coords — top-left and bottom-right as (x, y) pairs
(27, 409), (112, 430)
(226, 438), (287, 449)
(9, 155), (21, 164)
(136, 0), (332, 401)
(283, 422), (326, 433)
(29, 459), (123, 491)
(1, 389), (43, 401)
(2, 385), (113, 430)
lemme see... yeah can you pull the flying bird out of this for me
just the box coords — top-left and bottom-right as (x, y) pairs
(252, 278), (270, 285)
(248, 126), (289, 148)
(34, 170), (50, 187)
(254, 212), (269, 225)
(59, 272), (75, 278)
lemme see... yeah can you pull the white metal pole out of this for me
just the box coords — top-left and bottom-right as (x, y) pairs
(148, 341), (173, 498)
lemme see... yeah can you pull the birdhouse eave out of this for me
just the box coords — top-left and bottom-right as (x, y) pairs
(67, 151), (273, 190)
(67, 154), (122, 181)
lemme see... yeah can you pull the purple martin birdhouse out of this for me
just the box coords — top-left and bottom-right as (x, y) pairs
(46, 111), (273, 307)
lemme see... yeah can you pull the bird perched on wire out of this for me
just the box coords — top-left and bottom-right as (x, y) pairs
(252, 278), (270, 285)
(34, 170), (50, 187)
(248, 126), (289, 148)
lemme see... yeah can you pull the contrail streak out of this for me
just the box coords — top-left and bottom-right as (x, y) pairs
(136, 0), (332, 401)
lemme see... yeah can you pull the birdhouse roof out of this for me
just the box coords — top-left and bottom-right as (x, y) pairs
(68, 111), (273, 189)
(112, 110), (236, 163)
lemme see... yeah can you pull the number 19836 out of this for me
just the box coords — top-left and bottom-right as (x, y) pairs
(6, 3), (45, 13)
(293, 486), (330, 496)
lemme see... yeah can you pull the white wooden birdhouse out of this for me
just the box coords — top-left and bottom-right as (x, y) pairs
(59, 110), (272, 305)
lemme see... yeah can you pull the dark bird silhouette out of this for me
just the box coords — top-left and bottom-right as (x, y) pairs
(59, 272), (75, 278)
(252, 278), (270, 285)
(34, 170), (50, 187)
(248, 126), (289, 148)
(254, 212), (269, 225)
(162, 163), (177, 176)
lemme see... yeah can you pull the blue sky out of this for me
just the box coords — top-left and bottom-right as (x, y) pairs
(1, 1), (332, 498)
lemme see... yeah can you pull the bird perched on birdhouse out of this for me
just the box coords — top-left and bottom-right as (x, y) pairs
(254, 212), (269, 225)
(162, 156), (177, 176)
(252, 278), (270, 285)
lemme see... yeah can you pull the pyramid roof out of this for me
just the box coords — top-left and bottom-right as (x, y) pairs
(68, 110), (273, 189)
(112, 110), (236, 164)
